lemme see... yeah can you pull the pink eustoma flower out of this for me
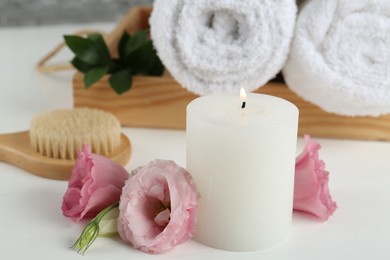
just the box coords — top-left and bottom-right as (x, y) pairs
(62, 143), (129, 222)
(294, 135), (337, 221)
(118, 159), (200, 254)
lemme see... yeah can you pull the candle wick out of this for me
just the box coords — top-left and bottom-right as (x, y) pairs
(241, 102), (246, 109)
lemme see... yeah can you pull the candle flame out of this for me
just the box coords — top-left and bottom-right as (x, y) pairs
(240, 87), (247, 102)
(240, 87), (247, 109)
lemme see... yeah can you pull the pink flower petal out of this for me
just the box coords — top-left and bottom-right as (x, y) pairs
(126, 195), (159, 237)
(61, 187), (83, 221)
(154, 209), (170, 227)
(61, 143), (129, 222)
(80, 185), (123, 220)
(294, 135), (337, 221)
(149, 184), (165, 203)
(118, 159), (200, 254)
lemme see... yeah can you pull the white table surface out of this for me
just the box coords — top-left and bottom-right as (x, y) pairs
(1, 23), (390, 260)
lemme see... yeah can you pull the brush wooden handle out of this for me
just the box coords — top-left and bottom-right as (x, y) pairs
(0, 131), (131, 180)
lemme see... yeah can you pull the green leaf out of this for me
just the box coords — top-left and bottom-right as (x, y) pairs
(65, 30), (164, 93)
(83, 66), (109, 88)
(126, 41), (164, 76)
(125, 30), (149, 58)
(109, 70), (132, 95)
(71, 57), (94, 73)
(87, 34), (111, 66)
(118, 31), (130, 62)
(64, 35), (102, 65)
(148, 59), (164, 76)
(108, 58), (123, 74)
(126, 41), (153, 73)
(148, 48), (164, 76)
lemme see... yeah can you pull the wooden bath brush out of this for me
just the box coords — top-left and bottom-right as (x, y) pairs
(0, 108), (131, 180)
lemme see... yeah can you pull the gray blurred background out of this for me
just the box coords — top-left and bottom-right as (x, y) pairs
(0, 0), (305, 27)
(0, 0), (154, 27)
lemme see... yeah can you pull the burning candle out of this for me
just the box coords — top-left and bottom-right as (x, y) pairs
(186, 89), (299, 251)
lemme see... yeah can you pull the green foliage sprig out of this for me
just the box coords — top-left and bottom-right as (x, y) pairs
(64, 30), (164, 95)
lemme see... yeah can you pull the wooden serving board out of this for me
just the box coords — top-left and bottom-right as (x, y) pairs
(73, 72), (390, 141)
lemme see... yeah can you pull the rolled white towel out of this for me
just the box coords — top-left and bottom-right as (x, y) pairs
(283, 0), (390, 116)
(150, 0), (297, 95)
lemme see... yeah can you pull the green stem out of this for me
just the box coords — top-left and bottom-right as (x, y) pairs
(94, 202), (119, 222)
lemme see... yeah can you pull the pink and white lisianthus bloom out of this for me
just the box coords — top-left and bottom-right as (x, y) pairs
(118, 159), (200, 254)
(294, 135), (337, 221)
(62, 143), (129, 222)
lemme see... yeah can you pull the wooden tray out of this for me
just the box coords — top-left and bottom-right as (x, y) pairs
(73, 6), (390, 141)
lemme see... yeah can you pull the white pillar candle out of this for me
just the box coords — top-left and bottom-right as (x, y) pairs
(186, 91), (299, 252)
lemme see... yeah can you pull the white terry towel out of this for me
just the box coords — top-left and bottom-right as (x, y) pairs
(283, 0), (390, 116)
(150, 0), (297, 95)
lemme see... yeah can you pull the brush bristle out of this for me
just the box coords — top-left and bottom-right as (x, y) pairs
(29, 108), (121, 160)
